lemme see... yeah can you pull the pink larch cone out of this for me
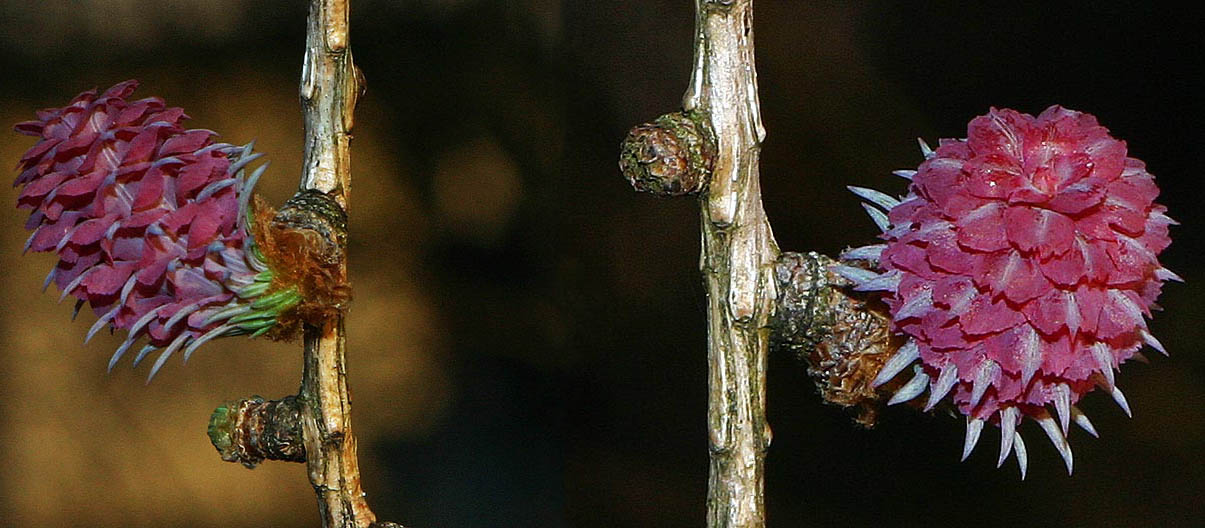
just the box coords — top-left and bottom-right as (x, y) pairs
(835, 106), (1178, 477)
(12, 80), (299, 380)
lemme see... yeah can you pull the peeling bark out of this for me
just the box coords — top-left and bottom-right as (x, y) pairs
(297, 1), (376, 527)
(684, 1), (779, 527)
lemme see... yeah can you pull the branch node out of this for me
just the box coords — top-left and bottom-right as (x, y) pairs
(273, 189), (350, 265)
(250, 189), (352, 339)
(771, 252), (899, 427)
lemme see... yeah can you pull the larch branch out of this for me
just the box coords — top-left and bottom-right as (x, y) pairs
(297, 1), (375, 527)
(686, 1), (778, 527)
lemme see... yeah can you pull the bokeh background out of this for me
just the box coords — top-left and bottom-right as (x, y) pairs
(1, 2), (1202, 527)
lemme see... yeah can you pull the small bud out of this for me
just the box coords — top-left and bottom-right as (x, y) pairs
(208, 395), (306, 469)
(618, 111), (715, 196)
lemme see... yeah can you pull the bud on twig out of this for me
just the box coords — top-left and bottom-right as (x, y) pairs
(619, 111), (716, 196)
(208, 395), (306, 468)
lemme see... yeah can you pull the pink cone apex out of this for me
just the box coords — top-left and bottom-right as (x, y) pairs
(12, 80), (290, 380)
(838, 106), (1177, 476)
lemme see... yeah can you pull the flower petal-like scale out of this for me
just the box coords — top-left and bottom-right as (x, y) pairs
(848, 106), (1175, 476)
(12, 81), (299, 380)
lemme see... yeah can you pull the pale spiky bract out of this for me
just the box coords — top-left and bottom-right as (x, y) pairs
(838, 106), (1176, 477)
(12, 80), (301, 380)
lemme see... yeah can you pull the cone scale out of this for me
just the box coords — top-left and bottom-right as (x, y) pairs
(11, 80), (306, 380)
(837, 106), (1177, 476)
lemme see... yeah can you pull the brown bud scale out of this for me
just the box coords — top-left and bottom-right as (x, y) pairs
(618, 111), (716, 196)
(251, 189), (352, 340)
(208, 395), (306, 468)
(772, 252), (903, 427)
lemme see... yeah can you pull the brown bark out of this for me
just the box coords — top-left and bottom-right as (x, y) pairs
(684, 1), (779, 527)
(296, 1), (375, 527)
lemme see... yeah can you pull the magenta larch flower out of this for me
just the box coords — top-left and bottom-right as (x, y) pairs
(12, 80), (302, 381)
(835, 106), (1178, 477)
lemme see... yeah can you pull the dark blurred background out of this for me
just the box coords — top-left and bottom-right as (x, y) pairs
(1, 2), (1202, 527)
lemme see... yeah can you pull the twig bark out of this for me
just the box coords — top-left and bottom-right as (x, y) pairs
(207, 3), (397, 526)
(684, 1), (778, 527)
(297, 1), (375, 527)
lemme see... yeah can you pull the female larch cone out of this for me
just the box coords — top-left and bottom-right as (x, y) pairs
(834, 106), (1178, 478)
(11, 80), (306, 381)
